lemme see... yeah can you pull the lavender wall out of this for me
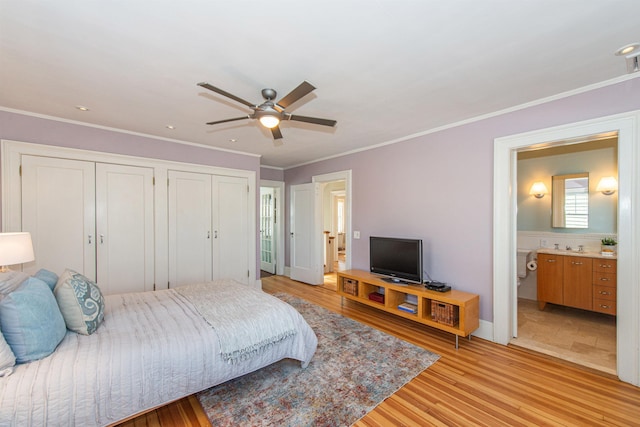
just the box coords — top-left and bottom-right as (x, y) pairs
(260, 166), (284, 182)
(285, 78), (640, 322)
(0, 111), (260, 170)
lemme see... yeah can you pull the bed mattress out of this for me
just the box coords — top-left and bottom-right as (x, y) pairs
(0, 280), (317, 426)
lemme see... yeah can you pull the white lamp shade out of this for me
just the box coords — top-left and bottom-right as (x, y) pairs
(596, 176), (618, 195)
(529, 182), (548, 198)
(0, 232), (35, 266)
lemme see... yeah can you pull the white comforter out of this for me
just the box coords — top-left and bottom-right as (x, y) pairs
(0, 280), (317, 426)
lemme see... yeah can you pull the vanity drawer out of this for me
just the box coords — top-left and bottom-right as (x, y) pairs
(593, 259), (617, 274)
(593, 285), (616, 301)
(593, 271), (616, 286)
(593, 298), (616, 315)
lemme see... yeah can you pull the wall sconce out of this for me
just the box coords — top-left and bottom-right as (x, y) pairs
(0, 232), (35, 272)
(596, 176), (618, 195)
(529, 182), (548, 199)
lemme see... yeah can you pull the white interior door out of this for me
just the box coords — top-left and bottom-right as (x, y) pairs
(168, 170), (212, 287)
(290, 182), (323, 285)
(212, 175), (249, 284)
(260, 187), (276, 274)
(21, 155), (96, 278)
(96, 163), (154, 294)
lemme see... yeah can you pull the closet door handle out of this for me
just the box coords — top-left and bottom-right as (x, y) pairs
(100, 234), (104, 244)
(207, 231), (210, 239)
(88, 235), (92, 244)
(214, 230), (218, 239)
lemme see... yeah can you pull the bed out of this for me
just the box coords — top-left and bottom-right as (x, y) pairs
(0, 277), (318, 426)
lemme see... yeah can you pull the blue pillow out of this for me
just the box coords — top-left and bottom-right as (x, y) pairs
(0, 277), (67, 363)
(34, 269), (58, 291)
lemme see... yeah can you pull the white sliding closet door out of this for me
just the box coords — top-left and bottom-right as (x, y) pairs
(96, 163), (154, 295)
(213, 175), (249, 284)
(21, 155), (96, 278)
(168, 170), (213, 287)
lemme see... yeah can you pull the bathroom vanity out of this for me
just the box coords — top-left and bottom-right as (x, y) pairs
(537, 249), (616, 315)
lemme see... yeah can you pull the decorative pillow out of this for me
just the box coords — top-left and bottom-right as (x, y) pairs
(0, 270), (29, 298)
(0, 329), (16, 376)
(0, 277), (67, 363)
(34, 269), (58, 291)
(54, 269), (104, 335)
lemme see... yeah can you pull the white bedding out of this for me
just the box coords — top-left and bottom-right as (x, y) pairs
(0, 280), (317, 426)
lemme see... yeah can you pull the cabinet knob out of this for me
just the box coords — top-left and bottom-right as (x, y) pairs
(599, 291), (611, 295)
(547, 259), (556, 263)
(571, 261), (583, 265)
(599, 277), (609, 281)
(600, 304), (610, 309)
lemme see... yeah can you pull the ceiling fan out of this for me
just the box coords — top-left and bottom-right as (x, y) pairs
(197, 80), (337, 140)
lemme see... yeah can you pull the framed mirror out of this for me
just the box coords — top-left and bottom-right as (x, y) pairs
(552, 172), (589, 228)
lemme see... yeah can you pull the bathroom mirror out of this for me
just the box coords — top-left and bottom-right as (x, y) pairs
(552, 172), (589, 228)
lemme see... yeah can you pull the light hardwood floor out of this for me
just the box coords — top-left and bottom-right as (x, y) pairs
(118, 274), (640, 426)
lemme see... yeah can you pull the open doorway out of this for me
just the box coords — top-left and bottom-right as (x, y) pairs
(311, 171), (352, 291)
(493, 111), (640, 387)
(512, 136), (618, 374)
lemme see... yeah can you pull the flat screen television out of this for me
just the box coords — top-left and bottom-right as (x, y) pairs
(369, 236), (423, 284)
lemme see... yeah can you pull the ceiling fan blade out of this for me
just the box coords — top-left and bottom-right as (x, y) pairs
(271, 125), (283, 140)
(276, 81), (316, 109)
(197, 82), (255, 108)
(289, 114), (337, 127)
(205, 116), (250, 125)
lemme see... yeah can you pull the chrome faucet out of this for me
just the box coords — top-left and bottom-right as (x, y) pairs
(565, 245), (572, 251)
(554, 243), (560, 250)
(578, 245), (584, 252)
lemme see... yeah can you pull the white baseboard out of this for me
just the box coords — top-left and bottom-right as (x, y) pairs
(471, 319), (494, 342)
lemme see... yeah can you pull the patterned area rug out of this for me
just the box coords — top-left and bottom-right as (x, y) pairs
(197, 293), (440, 426)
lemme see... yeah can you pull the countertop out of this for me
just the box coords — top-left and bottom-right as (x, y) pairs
(536, 248), (617, 260)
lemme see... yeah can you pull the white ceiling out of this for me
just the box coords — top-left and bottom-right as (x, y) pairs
(1, 1), (639, 169)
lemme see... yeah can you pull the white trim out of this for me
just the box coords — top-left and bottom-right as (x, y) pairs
(493, 110), (640, 386)
(284, 75), (640, 170)
(312, 170), (353, 271)
(260, 179), (285, 276)
(2, 139), (258, 291)
(0, 107), (261, 159)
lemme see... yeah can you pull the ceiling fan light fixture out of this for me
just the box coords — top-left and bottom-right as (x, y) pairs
(259, 115), (280, 129)
(615, 43), (639, 56)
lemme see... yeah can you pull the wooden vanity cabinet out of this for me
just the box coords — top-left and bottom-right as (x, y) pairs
(593, 259), (617, 315)
(537, 253), (563, 309)
(537, 252), (616, 315)
(562, 256), (593, 310)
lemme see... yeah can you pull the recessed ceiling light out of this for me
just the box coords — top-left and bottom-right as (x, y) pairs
(229, 139), (237, 143)
(75, 105), (90, 111)
(615, 43), (639, 56)
(165, 125), (175, 130)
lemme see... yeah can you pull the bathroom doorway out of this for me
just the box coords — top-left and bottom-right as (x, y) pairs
(512, 137), (618, 374)
(493, 111), (640, 386)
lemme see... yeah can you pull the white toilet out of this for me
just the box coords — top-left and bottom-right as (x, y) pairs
(517, 249), (533, 286)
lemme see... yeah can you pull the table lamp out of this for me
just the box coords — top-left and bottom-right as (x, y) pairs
(0, 232), (35, 272)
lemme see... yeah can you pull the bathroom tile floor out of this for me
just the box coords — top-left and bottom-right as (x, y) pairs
(511, 298), (616, 375)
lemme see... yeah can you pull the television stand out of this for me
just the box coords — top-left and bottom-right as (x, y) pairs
(337, 269), (479, 348)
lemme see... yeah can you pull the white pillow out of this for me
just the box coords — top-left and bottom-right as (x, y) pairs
(54, 269), (105, 335)
(0, 329), (16, 376)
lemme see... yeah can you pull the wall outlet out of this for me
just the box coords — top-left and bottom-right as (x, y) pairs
(540, 239), (548, 247)
(353, 231), (360, 239)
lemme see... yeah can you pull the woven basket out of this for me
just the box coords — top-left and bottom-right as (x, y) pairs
(431, 301), (459, 326)
(342, 278), (358, 296)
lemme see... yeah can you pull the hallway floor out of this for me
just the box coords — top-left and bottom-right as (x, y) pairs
(511, 298), (616, 375)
